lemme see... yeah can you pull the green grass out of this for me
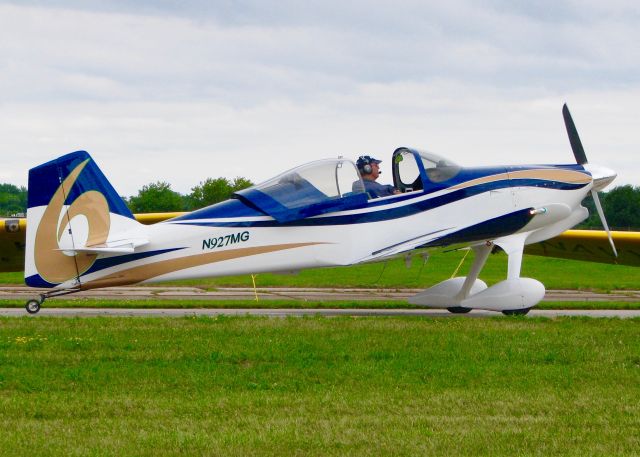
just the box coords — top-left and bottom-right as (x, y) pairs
(0, 271), (21, 284)
(164, 252), (640, 290)
(1, 298), (639, 310)
(2, 251), (637, 290)
(538, 301), (640, 310)
(0, 316), (639, 456)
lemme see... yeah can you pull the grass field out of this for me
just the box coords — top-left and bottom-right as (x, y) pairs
(114, 252), (640, 290)
(0, 251), (638, 290)
(0, 316), (639, 456)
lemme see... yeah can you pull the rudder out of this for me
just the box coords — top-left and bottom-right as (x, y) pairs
(25, 151), (139, 288)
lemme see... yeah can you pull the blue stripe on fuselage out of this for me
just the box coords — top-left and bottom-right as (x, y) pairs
(82, 248), (186, 276)
(508, 179), (587, 190)
(170, 176), (586, 228)
(24, 247), (187, 287)
(421, 209), (533, 248)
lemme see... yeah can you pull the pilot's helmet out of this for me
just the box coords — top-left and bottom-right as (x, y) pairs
(356, 155), (382, 173)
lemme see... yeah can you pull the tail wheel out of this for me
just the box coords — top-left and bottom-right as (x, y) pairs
(447, 306), (471, 314)
(25, 299), (41, 314)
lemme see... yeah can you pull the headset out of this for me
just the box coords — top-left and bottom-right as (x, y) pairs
(357, 155), (378, 175)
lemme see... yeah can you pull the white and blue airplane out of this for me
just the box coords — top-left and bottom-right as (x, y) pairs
(23, 105), (619, 314)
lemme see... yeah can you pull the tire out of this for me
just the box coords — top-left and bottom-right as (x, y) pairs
(447, 306), (471, 314)
(25, 300), (41, 314)
(502, 308), (531, 316)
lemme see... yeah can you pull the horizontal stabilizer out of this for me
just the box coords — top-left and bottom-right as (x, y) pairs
(59, 238), (149, 255)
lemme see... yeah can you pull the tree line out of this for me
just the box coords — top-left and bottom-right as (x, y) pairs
(0, 181), (639, 230)
(0, 183), (27, 217)
(126, 177), (253, 213)
(0, 176), (254, 216)
(578, 185), (640, 231)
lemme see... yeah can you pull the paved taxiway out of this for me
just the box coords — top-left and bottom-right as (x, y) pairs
(1, 308), (639, 318)
(2, 286), (639, 302)
(1, 286), (638, 318)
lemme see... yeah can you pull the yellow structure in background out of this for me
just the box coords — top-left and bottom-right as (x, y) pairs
(524, 229), (640, 267)
(1, 213), (639, 273)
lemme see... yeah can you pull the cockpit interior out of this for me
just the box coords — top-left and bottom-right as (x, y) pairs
(234, 148), (461, 223)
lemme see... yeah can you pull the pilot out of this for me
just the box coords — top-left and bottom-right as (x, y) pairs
(354, 155), (400, 198)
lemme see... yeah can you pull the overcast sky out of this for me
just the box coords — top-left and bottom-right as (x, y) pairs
(1, 1), (638, 196)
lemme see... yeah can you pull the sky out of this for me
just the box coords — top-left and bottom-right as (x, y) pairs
(1, 0), (638, 196)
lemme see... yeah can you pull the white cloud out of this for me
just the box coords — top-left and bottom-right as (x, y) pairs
(0, 1), (637, 197)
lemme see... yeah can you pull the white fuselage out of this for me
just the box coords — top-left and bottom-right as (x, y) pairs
(69, 183), (589, 289)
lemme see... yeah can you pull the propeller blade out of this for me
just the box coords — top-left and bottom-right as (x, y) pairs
(591, 189), (618, 258)
(562, 104), (616, 257)
(562, 104), (588, 165)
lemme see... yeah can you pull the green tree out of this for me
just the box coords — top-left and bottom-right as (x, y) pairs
(578, 193), (598, 229)
(578, 185), (640, 231)
(0, 183), (27, 216)
(127, 181), (185, 213)
(189, 178), (231, 209)
(230, 177), (253, 193)
(188, 176), (253, 210)
(605, 185), (640, 230)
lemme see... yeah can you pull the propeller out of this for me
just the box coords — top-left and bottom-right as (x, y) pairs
(562, 103), (618, 258)
(562, 104), (588, 165)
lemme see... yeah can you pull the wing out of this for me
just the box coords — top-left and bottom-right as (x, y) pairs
(0, 212), (186, 273)
(130, 212), (186, 224)
(0, 218), (27, 273)
(524, 230), (640, 267)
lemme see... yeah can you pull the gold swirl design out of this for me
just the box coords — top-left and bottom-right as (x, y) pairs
(81, 242), (327, 290)
(34, 159), (110, 284)
(450, 169), (591, 191)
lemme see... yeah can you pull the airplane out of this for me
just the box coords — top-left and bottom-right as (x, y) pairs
(9, 105), (639, 314)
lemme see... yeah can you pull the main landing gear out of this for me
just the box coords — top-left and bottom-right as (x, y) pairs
(448, 306), (531, 316)
(447, 306), (471, 314)
(25, 288), (80, 315)
(408, 233), (545, 315)
(502, 308), (531, 316)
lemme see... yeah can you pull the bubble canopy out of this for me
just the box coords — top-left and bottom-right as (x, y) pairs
(234, 158), (369, 223)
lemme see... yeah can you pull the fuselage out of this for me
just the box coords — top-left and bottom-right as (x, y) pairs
(72, 161), (593, 289)
(24, 148), (594, 291)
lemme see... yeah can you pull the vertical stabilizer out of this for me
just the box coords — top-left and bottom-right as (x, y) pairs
(25, 151), (140, 288)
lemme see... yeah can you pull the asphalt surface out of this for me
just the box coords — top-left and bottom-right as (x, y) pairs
(1, 307), (640, 318)
(2, 286), (640, 302)
(0, 286), (639, 318)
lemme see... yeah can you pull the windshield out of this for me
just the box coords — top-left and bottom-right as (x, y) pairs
(235, 158), (368, 222)
(418, 150), (461, 183)
(253, 158), (364, 204)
